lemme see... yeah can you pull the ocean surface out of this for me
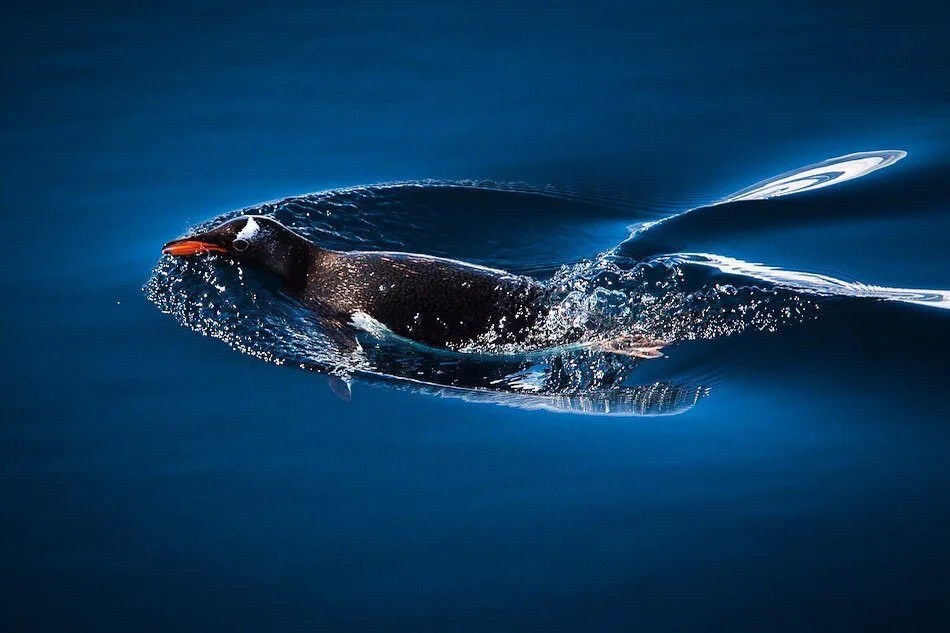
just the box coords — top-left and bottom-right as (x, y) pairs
(3, 1), (950, 631)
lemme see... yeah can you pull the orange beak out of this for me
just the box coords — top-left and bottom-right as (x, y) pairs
(162, 239), (228, 256)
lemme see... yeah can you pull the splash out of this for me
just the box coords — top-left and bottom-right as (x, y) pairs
(144, 183), (733, 416)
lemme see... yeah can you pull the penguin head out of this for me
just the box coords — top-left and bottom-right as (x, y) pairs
(163, 215), (316, 290)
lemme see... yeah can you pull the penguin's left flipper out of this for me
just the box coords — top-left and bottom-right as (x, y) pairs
(327, 375), (352, 401)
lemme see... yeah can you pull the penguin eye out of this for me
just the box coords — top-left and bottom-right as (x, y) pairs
(232, 238), (249, 252)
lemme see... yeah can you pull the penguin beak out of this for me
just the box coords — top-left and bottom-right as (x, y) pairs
(162, 238), (228, 256)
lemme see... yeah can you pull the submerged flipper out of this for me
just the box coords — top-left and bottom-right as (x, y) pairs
(327, 375), (352, 402)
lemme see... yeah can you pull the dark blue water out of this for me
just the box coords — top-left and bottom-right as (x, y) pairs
(4, 1), (950, 630)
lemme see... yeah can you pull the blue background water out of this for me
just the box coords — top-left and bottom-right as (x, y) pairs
(3, 1), (950, 630)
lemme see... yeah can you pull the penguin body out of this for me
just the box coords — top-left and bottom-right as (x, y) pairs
(163, 215), (548, 350)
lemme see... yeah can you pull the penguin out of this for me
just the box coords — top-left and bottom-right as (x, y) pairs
(162, 215), (550, 351)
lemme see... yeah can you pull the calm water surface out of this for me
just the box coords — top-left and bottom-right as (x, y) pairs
(3, 1), (950, 631)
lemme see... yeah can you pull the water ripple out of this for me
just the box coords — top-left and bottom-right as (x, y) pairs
(669, 252), (950, 311)
(723, 150), (907, 202)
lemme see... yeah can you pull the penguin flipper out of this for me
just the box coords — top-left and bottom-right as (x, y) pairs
(314, 309), (362, 354)
(327, 375), (352, 401)
(312, 310), (357, 401)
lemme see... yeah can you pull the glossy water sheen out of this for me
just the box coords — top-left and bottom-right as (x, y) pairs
(4, 2), (950, 631)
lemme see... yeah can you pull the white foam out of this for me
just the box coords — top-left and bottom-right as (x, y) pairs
(350, 311), (392, 337)
(493, 367), (547, 392)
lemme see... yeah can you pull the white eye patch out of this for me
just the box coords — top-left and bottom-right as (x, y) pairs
(236, 216), (260, 241)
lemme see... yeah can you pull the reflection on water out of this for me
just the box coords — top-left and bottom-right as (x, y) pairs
(668, 252), (950, 311)
(724, 150), (907, 201)
(386, 379), (710, 416)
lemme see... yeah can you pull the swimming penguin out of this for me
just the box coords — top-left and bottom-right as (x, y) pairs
(162, 215), (550, 350)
